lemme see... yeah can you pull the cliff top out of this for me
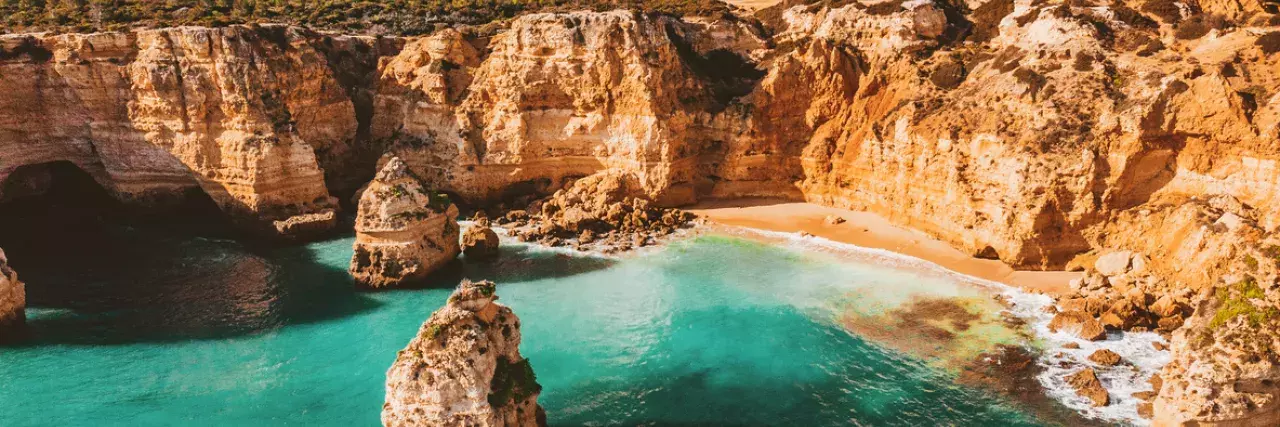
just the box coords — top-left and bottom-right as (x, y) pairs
(0, 0), (734, 36)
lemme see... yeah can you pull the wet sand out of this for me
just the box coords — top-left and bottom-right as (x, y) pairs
(687, 198), (1078, 297)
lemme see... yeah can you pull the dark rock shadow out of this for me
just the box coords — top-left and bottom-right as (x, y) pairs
(0, 164), (382, 347)
(372, 243), (618, 292)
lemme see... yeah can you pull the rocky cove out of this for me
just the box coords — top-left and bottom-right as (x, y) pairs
(1, 0), (1280, 425)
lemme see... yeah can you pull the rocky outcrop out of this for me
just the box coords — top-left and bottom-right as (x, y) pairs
(350, 158), (460, 288)
(2, 2), (1280, 424)
(496, 171), (697, 252)
(0, 247), (24, 339)
(1067, 368), (1110, 407)
(383, 279), (544, 427)
(462, 219), (501, 261)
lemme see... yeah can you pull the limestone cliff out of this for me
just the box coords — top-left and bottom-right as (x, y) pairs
(0, 25), (401, 238)
(351, 157), (460, 288)
(3, 1), (1280, 424)
(383, 279), (544, 427)
(372, 10), (768, 207)
(0, 247), (24, 339)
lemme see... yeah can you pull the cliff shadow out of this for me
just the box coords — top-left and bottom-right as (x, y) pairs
(0, 163), (383, 347)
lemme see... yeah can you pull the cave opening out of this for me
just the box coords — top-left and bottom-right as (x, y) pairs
(0, 161), (120, 230)
(0, 161), (235, 284)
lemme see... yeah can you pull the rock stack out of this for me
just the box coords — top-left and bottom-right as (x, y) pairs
(497, 172), (695, 252)
(350, 158), (460, 288)
(0, 248), (24, 339)
(383, 279), (544, 427)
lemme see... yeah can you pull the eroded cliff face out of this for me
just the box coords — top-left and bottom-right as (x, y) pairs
(3, 1), (1280, 424)
(371, 10), (768, 207)
(383, 279), (544, 427)
(0, 25), (401, 238)
(351, 157), (460, 288)
(0, 247), (24, 339)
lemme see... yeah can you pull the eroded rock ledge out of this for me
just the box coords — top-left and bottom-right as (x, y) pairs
(383, 279), (544, 427)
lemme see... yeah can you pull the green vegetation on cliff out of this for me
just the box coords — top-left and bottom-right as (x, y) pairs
(1, 0), (731, 35)
(1210, 275), (1280, 329)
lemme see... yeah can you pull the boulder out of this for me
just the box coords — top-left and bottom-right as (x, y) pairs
(1066, 368), (1110, 407)
(1094, 251), (1133, 276)
(1101, 298), (1145, 330)
(1059, 297), (1107, 317)
(383, 280), (545, 427)
(1049, 311), (1107, 341)
(1156, 314), (1185, 333)
(1088, 349), (1123, 366)
(462, 225), (501, 261)
(1150, 295), (1184, 318)
(824, 215), (846, 225)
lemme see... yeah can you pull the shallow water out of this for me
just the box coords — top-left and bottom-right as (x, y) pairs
(0, 224), (1049, 426)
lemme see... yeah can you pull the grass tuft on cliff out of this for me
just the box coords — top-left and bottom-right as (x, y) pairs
(1210, 275), (1280, 329)
(1, 0), (732, 35)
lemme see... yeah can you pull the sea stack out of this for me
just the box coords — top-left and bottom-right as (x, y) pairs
(350, 157), (460, 288)
(0, 248), (25, 339)
(383, 279), (544, 427)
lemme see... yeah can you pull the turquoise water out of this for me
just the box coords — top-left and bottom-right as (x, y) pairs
(0, 226), (1045, 426)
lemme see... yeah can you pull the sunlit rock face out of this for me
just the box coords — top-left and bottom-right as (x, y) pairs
(383, 279), (544, 427)
(350, 157), (460, 288)
(371, 10), (769, 208)
(3, 2), (1280, 424)
(0, 247), (24, 339)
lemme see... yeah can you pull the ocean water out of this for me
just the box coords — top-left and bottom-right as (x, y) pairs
(0, 223), (1050, 426)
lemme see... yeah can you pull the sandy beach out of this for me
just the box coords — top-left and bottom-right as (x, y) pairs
(687, 199), (1079, 296)
(721, 0), (785, 10)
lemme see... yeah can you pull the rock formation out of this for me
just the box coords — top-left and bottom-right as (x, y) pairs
(383, 279), (544, 427)
(351, 158), (460, 288)
(0, 26), (402, 239)
(1067, 368), (1110, 407)
(496, 172), (697, 252)
(1, 1), (1279, 424)
(462, 219), (501, 261)
(0, 248), (24, 339)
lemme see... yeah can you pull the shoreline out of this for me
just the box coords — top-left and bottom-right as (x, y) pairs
(686, 198), (1079, 297)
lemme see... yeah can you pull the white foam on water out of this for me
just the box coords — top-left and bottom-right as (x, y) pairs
(713, 225), (1170, 426)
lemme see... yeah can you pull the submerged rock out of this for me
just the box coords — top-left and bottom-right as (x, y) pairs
(0, 248), (24, 339)
(383, 279), (545, 427)
(350, 158), (460, 288)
